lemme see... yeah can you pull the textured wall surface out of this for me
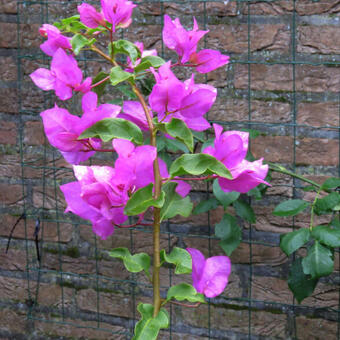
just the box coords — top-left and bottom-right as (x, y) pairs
(0, 0), (339, 339)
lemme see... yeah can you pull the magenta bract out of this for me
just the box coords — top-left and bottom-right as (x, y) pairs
(30, 48), (92, 100)
(186, 248), (231, 298)
(203, 124), (269, 193)
(78, 3), (106, 28)
(40, 92), (120, 164)
(101, 0), (136, 31)
(149, 62), (216, 131)
(39, 24), (72, 57)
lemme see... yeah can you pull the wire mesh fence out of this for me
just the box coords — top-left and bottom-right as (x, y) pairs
(12, 0), (340, 338)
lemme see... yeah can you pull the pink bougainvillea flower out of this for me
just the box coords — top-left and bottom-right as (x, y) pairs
(125, 41), (158, 72)
(30, 48), (92, 100)
(189, 49), (230, 74)
(203, 124), (269, 193)
(149, 62), (216, 131)
(113, 139), (191, 197)
(40, 92), (120, 164)
(162, 15), (208, 64)
(101, 0), (136, 31)
(186, 248), (231, 298)
(162, 15), (229, 73)
(117, 100), (150, 131)
(78, 3), (106, 28)
(60, 165), (133, 239)
(39, 24), (72, 57)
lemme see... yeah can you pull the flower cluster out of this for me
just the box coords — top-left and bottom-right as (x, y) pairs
(30, 0), (269, 305)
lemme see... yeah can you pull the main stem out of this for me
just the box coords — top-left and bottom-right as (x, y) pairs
(132, 84), (162, 317)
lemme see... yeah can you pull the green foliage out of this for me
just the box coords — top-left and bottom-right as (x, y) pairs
(166, 283), (205, 303)
(288, 258), (318, 304)
(124, 184), (165, 215)
(91, 72), (110, 98)
(133, 304), (169, 340)
(109, 248), (150, 276)
(159, 182), (193, 222)
(193, 197), (219, 215)
(302, 241), (334, 279)
(135, 56), (166, 73)
(160, 247), (192, 274)
(157, 118), (194, 153)
(311, 226), (340, 248)
(170, 154), (232, 178)
(54, 15), (88, 33)
(314, 192), (340, 215)
(212, 180), (240, 208)
(71, 34), (96, 55)
(79, 117), (143, 144)
(321, 177), (340, 191)
(233, 199), (256, 223)
(110, 66), (134, 86)
(273, 199), (310, 217)
(280, 228), (311, 256)
(157, 136), (189, 153)
(215, 213), (241, 256)
(109, 40), (141, 63)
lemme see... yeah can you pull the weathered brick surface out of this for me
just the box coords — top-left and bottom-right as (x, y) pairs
(1, 1), (339, 339)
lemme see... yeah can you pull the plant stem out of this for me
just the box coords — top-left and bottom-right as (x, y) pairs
(132, 84), (162, 317)
(268, 162), (321, 189)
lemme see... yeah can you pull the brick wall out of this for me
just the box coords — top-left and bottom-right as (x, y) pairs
(0, 0), (339, 339)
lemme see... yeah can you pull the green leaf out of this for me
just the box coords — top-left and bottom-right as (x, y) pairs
(233, 199), (256, 223)
(280, 228), (311, 256)
(193, 197), (220, 215)
(124, 184), (165, 216)
(71, 34), (95, 55)
(321, 177), (340, 191)
(109, 40), (141, 63)
(167, 283), (205, 303)
(159, 182), (193, 222)
(91, 72), (110, 98)
(288, 258), (318, 304)
(329, 217), (340, 230)
(314, 192), (340, 215)
(160, 247), (192, 274)
(79, 118), (143, 144)
(302, 241), (334, 279)
(133, 303), (169, 340)
(109, 248), (150, 274)
(110, 66), (134, 86)
(201, 138), (214, 151)
(273, 199), (310, 217)
(170, 154), (232, 179)
(213, 180), (240, 208)
(215, 213), (242, 256)
(159, 118), (194, 153)
(135, 55), (166, 73)
(163, 138), (189, 153)
(192, 131), (205, 143)
(116, 83), (138, 99)
(312, 226), (340, 248)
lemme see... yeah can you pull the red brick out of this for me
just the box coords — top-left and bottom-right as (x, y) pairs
(298, 26), (340, 55)
(252, 136), (294, 163)
(23, 121), (45, 146)
(0, 0), (17, 14)
(0, 88), (19, 114)
(0, 184), (22, 205)
(207, 24), (289, 54)
(298, 102), (339, 128)
(210, 98), (291, 123)
(235, 64), (340, 93)
(0, 214), (73, 243)
(35, 317), (126, 340)
(296, 316), (337, 339)
(0, 121), (17, 145)
(0, 309), (26, 334)
(296, 138), (338, 166)
(0, 23), (17, 48)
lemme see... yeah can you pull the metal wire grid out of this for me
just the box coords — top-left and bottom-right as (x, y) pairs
(15, 0), (340, 338)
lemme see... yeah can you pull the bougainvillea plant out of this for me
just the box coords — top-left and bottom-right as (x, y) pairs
(29, 1), (340, 338)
